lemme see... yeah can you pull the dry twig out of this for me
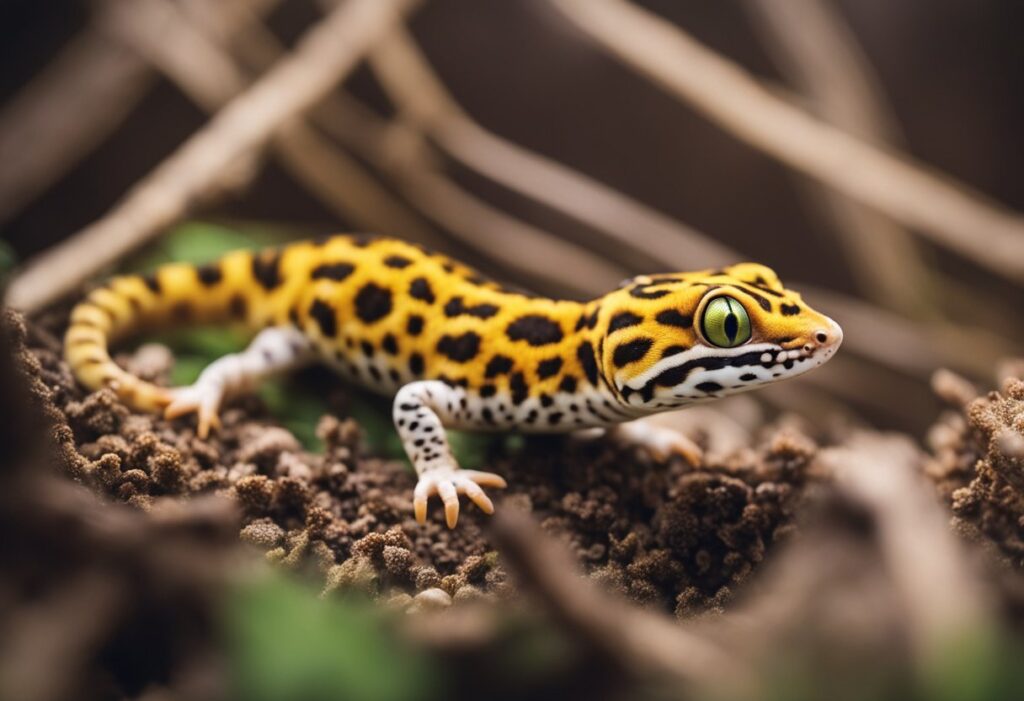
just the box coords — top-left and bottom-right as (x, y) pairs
(6, 0), (422, 313)
(489, 507), (745, 692)
(0, 31), (152, 225)
(0, 0), (284, 227)
(365, 24), (738, 270)
(549, 0), (1024, 283)
(743, 0), (936, 316)
(104, 0), (443, 249)
(821, 433), (991, 665)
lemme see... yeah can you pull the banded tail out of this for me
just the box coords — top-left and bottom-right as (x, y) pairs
(64, 246), (301, 412)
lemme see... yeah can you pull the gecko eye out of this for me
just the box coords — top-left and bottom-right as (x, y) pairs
(701, 296), (751, 348)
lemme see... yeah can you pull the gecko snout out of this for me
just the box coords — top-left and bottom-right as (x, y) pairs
(805, 318), (843, 353)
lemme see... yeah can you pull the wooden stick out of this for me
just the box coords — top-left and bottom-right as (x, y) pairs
(366, 24), (740, 270)
(489, 507), (745, 690)
(0, 30), (152, 225)
(743, 0), (937, 316)
(6, 0), (421, 313)
(549, 0), (1024, 283)
(105, 0), (443, 250)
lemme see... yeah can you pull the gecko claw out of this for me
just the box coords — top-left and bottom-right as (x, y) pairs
(163, 385), (224, 439)
(412, 468), (507, 528)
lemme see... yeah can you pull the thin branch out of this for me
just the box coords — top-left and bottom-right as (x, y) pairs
(365, 24), (739, 270)
(489, 507), (746, 691)
(105, 0), (444, 250)
(549, 0), (1024, 283)
(821, 433), (992, 668)
(311, 96), (629, 297)
(172, 0), (628, 297)
(6, 0), (422, 313)
(0, 30), (153, 224)
(804, 285), (1016, 378)
(0, 0), (283, 227)
(743, 0), (937, 317)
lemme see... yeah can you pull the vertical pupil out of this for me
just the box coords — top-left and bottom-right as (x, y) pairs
(724, 312), (738, 342)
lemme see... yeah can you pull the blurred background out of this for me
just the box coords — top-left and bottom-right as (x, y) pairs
(2, 2), (1024, 701)
(2, 0), (1022, 432)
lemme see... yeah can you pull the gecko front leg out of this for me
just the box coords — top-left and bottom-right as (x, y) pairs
(164, 326), (314, 437)
(393, 380), (507, 528)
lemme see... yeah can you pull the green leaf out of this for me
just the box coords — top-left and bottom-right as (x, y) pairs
(224, 574), (439, 701)
(258, 378), (330, 452)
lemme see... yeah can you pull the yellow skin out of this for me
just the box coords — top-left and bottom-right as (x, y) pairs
(66, 235), (842, 526)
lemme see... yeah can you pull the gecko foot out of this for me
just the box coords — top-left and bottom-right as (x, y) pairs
(413, 469), (508, 528)
(613, 422), (703, 467)
(163, 384), (224, 438)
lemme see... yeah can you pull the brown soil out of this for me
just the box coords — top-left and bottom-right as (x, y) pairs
(17, 310), (821, 616)
(927, 368), (1024, 569)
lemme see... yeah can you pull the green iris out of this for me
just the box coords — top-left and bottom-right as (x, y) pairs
(701, 296), (751, 347)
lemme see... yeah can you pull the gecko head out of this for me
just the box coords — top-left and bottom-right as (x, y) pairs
(599, 263), (842, 409)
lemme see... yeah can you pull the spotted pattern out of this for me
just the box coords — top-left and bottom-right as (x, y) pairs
(65, 236), (841, 527)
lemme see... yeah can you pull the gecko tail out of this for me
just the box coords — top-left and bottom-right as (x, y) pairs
(64, 248), (288, 413)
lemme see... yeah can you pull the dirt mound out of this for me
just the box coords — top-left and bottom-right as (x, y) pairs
(17, 310), (818, 614)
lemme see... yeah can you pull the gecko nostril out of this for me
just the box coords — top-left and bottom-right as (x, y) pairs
(815, 332), (828, 344)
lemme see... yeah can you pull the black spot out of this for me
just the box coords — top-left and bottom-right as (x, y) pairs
(576, 341), (599, 385)
(485, 354), (514, 378)
(661, 345), (687, 358)
(406, 314), (424, 336)
(437, 332), (481, 362)
(507, 315), (563, 346)
(171, 302), (191, 321)
(354, 283), (392, 323)
(733, 285), (772, 311)
(368, 366), (382, 381)
(608, 311), (643, 334)
(348, 233), (376, 247)
(382, 333), (399, 355)
(482, 408), (495, 424)
(196, 263), (222, 286)
(141, 273), (161, 294)
(612, 338), (653, 367)
(480, 384), (497, 398)
(740, 373), (757, 381)
(539, 394), (554, 408)
(783, 360), (794, 370)
(409, 277), (435, 304)
(525, 409), (538, 423)
(444, 296), (500, 319)
(510, 372), (529, 405)
(629, 285), (671, 299)
(309, 299), (336, 337)
(228, 295), (247, 319)
(537, 357), (563, 379)
(548, 412), (564, 425)
(311, 262), (355, 281)
(409, 353), (425, 375)
(251, 251), (282, 290)
(384, 254), (412, 269)
(361, 340), (374, 357)
(696, 381), (723, 393)
(559, 375), (578, 394)
(655, 309), (692, 328)
(781, 303), (801, 316)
